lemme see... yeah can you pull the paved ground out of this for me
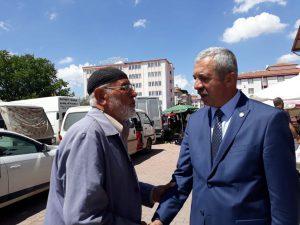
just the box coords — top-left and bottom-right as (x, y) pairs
(0, 143), (191, 225)
(135, 143), (191, 225)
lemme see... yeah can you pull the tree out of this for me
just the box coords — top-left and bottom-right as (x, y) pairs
(0, 50), (73, 101)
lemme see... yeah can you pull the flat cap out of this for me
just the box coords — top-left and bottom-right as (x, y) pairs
(87, 67), (128, 95)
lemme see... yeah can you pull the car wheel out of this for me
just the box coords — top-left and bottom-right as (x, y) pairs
(145, 138), (152, 151)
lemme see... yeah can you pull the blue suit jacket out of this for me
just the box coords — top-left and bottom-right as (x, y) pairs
(154, 93), (299, 225)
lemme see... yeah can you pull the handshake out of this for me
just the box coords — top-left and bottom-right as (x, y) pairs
(140, 182), (175, 225)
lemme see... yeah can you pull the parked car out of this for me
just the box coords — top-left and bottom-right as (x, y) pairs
(59, 106), (155, 154)
(135, 97), (162, 139)
(0, 130), (57, 208)
(133, 109), (156, 150)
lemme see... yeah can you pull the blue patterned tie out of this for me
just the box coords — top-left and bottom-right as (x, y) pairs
(211, 109), (223, 162)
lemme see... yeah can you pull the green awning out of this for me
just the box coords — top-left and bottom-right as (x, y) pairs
(163, 104), (198, 114)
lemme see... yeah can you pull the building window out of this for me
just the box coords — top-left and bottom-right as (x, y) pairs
(148, 81), (161, 87)
(148, 61), (161, 68)
(148, 71), (161, 77)
(248, 88), (254, 95)
(237, 80), (241, 85)
(248, 79), (253, 84)
(261, 77), (268, 88)
(137, 92), (142, 96)
(129, 74), (141, 79)
(277, 76), (285, 82)
(135, 83), (141, 88)
(149, 91), (161, 96)
(129, 64), (141, 70)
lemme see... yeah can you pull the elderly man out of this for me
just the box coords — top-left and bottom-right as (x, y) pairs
(45, 67), (169, 225)
(151, 47), (299, 225)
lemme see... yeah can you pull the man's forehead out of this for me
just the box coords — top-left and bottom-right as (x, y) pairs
(194, 57), (214, 72)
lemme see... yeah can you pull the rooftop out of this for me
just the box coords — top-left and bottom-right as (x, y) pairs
(82, 58), (172, 70)
(238, 63), (300, 79)
(292, 26), (300, 53)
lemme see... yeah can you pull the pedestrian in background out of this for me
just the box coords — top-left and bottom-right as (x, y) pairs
(273, 97), (300, 144)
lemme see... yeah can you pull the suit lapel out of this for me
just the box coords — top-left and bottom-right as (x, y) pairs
(202, 107), (212, 175)
(192, 107), (212, 176)
(208, 93), (250, 178)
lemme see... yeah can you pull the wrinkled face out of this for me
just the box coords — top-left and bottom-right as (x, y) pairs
(193, 57), (228, 107)
(105, 79), (137, 121)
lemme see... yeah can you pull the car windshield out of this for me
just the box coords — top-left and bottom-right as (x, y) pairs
(63, 112), (87, 131)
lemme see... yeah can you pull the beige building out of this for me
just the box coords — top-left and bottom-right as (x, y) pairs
(237, 63), (300, 97)
(82, 59), (174, 110)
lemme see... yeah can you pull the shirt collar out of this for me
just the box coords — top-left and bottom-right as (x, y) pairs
(104, 113), (123, 133)
(87, 107), (123, 136)
(211, 90), (241, 121)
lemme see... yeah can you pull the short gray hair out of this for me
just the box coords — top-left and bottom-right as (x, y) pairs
(195, 47), (238, 80)
(89, 83), (111, 107)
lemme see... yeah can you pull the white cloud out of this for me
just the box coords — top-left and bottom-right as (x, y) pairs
(174, 74), (197, 94)
(288, 19), (300, 39)
(277, 53), (300, 63)
(59, 56), (74, 65)
(134, 0), (140, 5)
(0, 21), (10, 31)
(8, 51), (17, 55)
(222, 12), (287, 43)
(133, 19), (147, 28)
(174, 74), (189, 89)
(57, 63), (92, 89)
(233, 0), (287, 13)
(49, 12), (58, 21)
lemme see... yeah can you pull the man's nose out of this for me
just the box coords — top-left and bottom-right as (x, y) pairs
(131, 89), (137, 97)
(194, 79), (203, 90)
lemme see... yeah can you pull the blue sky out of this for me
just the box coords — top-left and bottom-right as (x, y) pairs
(1, 0), (299, 97)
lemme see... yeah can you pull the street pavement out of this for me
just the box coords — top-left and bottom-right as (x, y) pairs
(0, 143), (191, 225)
(135, 143), (191, 225)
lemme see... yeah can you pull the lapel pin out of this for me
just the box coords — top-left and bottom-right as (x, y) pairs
(239, 112), (244, 118)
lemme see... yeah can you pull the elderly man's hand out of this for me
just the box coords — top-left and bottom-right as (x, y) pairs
(152, 182), (175, 203)
(149, 219), (163, 225)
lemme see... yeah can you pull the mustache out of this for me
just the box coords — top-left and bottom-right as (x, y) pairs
(197, 88), (208, 96)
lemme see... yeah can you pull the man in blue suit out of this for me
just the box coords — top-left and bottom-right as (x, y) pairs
(151, 47), (299, 225)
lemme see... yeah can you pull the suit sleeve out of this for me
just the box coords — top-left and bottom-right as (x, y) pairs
(152, 121), (193, 225)
(139, 182), (155, 208)
(263, 110), (300, 225)
(62, 129), (140, 225)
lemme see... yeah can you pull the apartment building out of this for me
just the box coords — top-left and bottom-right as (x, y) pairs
(237, 63), (300, 97)
(82, 59), (174, 110)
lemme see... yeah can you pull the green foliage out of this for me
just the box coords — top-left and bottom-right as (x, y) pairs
(0, 50), (73, 101)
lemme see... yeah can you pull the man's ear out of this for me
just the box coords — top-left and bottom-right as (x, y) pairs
(225, 72), (237, 87)
(94, 88), (107, 106)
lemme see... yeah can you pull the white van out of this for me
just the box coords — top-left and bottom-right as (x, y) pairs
(59, 106), (155, 155)
(133, 109), (156, 150)
(0, 103), (55, 145)
(11, 96), (80, 143)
